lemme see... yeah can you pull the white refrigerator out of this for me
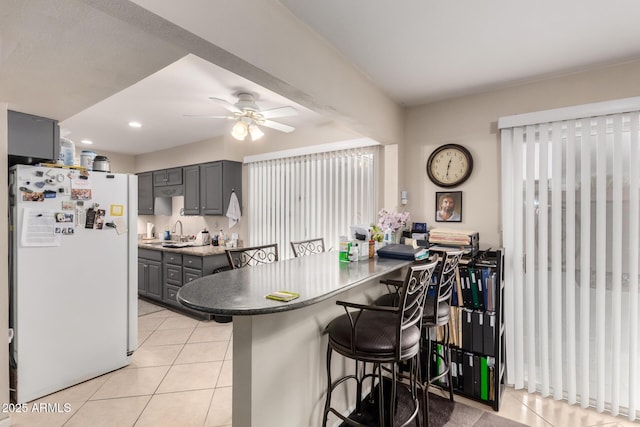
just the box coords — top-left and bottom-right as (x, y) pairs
(9, 164), (138, 403)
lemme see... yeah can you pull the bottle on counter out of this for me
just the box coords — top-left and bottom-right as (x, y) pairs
(383, 227), (395, 245)
(339, 238), (350, 262)
(349, 243), (359, 262)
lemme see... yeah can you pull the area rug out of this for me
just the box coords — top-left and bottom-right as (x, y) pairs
(138, 299), (165, 316)
(340, 384), (526, 427)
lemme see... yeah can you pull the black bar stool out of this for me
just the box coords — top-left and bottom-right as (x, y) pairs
(322, 259), (439, 426)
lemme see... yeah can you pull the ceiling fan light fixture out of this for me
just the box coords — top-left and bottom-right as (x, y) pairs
(231, 119), (249, 140)
(248, 123), (264, 141)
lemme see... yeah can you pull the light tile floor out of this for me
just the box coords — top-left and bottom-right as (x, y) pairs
(7, 301), (639, 426)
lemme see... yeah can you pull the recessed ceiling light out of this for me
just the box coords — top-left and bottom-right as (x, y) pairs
(80, 139), (93, 145)
(128, 121), (142, 128)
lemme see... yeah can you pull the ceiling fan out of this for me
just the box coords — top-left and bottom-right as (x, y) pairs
(187, 93), (298, 141)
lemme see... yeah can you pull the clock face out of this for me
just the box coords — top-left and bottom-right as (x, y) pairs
(426, 144), (473, 187)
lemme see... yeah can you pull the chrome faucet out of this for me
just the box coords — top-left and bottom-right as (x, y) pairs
(171, 220), (183, 241)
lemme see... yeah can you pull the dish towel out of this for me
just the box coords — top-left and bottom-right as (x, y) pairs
(226, 191), (241, 228)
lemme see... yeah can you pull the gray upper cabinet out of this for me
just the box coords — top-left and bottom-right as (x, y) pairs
(153, 167), (183, 197)
(200, 162), (223, 215)
(8, 110), (60, 161)
(182, 161), (241, 216)
(153, 168), (182, 187)
(138, 172), (154, 215)
(183, 165), (200, 215)
(200, 161), (242, 216)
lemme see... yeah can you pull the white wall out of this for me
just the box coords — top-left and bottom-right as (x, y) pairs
(404, 59), (640, 248)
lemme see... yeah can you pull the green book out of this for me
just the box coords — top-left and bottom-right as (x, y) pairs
(480, 356), (488, 401)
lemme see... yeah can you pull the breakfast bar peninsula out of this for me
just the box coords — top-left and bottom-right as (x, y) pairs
(177, 250), (411, 427)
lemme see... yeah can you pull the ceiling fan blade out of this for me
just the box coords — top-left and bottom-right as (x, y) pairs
(261, 120), (295, 133)
(183, 114), (234, 119)
(208, 97), (242, 114)
(260, 106), (298, 119)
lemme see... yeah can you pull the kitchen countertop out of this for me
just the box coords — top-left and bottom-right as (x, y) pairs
(138, 239), (228, 256)
(177, 250), (411, 316)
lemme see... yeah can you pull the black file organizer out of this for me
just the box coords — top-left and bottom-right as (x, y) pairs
(432, 248), (505, 411)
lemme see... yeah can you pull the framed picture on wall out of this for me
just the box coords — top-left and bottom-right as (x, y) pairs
(435, 191), (462, 222)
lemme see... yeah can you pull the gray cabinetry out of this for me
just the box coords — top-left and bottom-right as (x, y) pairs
(162, 252), (227, 311)
(188, 160), (241, 216)
(138, 249), (162, 301)
(162, 252), (183, 308)
(8, 110), (60, 162)
(153, 167), (183, 198)
(153, 168), (182, 186)
(138, 172), (154, 215)
(182, 165), (200, 215)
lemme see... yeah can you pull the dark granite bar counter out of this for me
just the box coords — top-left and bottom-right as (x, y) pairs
(175, 250), (411, 427)
(177, 250), (411, 316)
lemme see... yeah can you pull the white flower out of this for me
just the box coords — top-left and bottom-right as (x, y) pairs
(377, 209), (410, 232)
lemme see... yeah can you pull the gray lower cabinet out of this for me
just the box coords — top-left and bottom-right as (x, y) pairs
(161, 252), (228, 318)
(138, 249), (162, 301)
(138, 172), (154, 215)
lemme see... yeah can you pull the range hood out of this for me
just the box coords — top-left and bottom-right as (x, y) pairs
(155, 185), (183, 197)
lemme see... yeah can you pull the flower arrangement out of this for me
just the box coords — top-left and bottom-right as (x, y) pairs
(377, 209), (410, 233)
(370, 224), (384, 242)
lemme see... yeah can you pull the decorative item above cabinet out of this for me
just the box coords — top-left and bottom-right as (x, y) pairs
(8, 110), (60, 165)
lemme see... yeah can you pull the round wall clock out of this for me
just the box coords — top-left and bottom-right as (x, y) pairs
(426, 143), (473, 188)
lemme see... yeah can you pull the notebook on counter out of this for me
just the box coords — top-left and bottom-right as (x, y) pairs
(265, 290), (300, 302)
(377, 244), (429, 261)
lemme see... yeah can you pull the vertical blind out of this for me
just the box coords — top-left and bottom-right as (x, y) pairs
(247, 145), (378, 258)
(500, 101), (640, 420)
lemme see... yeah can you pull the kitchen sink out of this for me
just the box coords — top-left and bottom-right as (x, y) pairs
(142, 241), (195, 248)
(161, 242), (194, 248)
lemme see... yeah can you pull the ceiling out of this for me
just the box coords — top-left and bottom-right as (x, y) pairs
(279, 0), (640, 106)
(3, 0), (640, 156)
(60, 54), (325, 155)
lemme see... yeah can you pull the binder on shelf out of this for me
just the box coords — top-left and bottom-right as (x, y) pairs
(456, 348), (465, 392)
(472, 310), (484, 354)
(451, 349), (459, 390)
(480, 356), (489, 401)
(461, 271), (473, 308)
(487, 357), (496, 401)
(475, 268), (486, 311)
(463, 352), (474, 396)
(461, 308), (473, 352)
(483, 312), (496, 357)
(473, 354), (481, 398)
(468, 268), (481, 309)
(449, 307), (460, 347)
(481, 267), (491, 310)
(455, 268), (464, 307)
